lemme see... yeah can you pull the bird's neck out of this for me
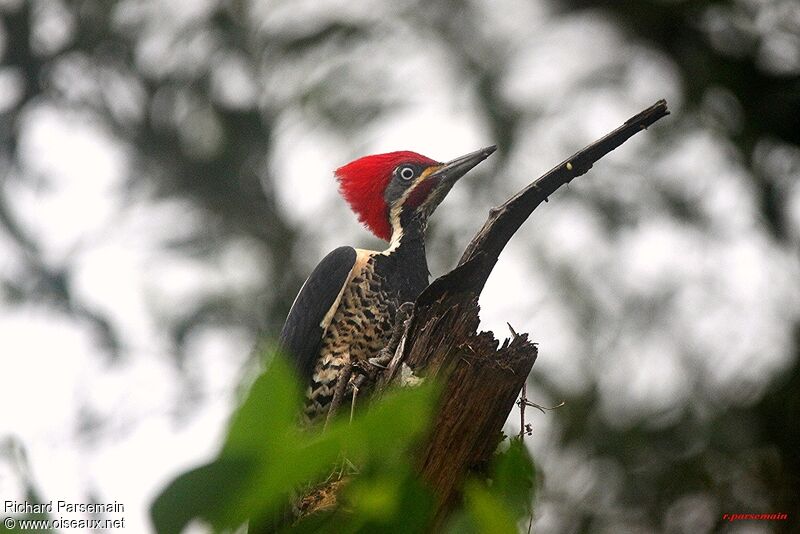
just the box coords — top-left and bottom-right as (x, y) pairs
(380, 216), (430, 301)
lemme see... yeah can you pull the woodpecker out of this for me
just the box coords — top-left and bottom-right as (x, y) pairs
(279, 145), (496, 422)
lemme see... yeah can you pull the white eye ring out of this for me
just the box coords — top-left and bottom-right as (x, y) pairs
(399, 166), (415, 180)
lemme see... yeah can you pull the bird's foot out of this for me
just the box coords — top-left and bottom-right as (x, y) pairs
(360, 303), (414, 375)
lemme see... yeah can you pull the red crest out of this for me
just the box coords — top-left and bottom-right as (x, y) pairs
(335, 151), (438, 241)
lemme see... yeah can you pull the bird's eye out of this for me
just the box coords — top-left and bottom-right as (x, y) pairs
(399, 166), (416, 181)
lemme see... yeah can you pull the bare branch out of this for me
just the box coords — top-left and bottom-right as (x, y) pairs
(459, 99), (670, 292)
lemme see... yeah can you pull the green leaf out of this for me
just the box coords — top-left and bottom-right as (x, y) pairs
(151, 357), (439, 534)
(347, 466), (433, 524)
(463, 481), (519, 534)
(446, 438), (536, 534)
(152, 356), (304, 534)
(222, 355), (302, 457)
(320, 381), (439, 462)
(150, 456), (255, 534)
(238, 382), (439, 523)
(488, 438), (536, 519)
(291, 464), (435, 534)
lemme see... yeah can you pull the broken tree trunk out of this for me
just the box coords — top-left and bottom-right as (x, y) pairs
(302, 100), (670, 525)
(380, 100), (669, 524)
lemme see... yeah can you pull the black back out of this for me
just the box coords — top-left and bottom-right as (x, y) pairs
(278, 246), (357, 382)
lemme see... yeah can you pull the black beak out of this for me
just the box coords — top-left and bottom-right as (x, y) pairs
(419, 145), (496, 215)
(428, 145), (497, 185)
(399, 145), (496, 220)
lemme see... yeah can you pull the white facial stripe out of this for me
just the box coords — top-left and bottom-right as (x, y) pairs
(383, 166), (441, 254)
(384, 175), (419, 252)
(385, 202), (405, 253)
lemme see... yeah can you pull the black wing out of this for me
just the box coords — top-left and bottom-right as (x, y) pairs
(279, 246), (357, 383)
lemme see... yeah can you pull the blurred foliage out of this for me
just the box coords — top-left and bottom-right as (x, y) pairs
(150, 356), (537, 533)
(1, 0), (799, 533)
(557, 0), (800, 241)
(0, 438), (54, 533)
